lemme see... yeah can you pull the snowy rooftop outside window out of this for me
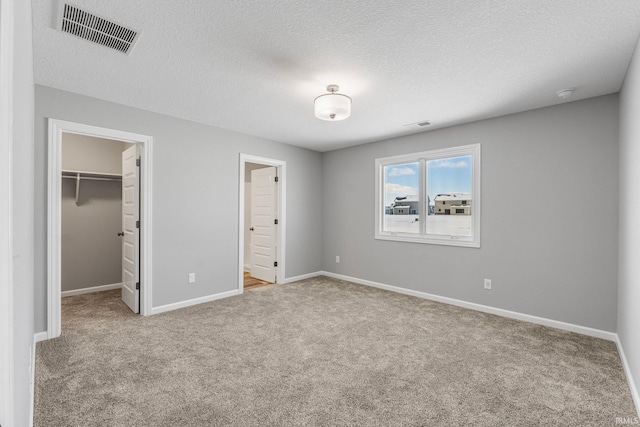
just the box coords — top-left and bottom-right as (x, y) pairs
(433, 193), (472, 202)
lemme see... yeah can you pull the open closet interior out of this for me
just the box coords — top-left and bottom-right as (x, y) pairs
(61, 133), (134, 297)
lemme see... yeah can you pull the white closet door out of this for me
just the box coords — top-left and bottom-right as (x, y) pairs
(121, 145), (140, 313)
(250, 167), (277, 283)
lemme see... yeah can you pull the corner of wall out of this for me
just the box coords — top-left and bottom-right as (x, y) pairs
(616, 31), (640, 417)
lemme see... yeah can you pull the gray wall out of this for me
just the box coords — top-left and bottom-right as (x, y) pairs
(618, 37), (640, 408)
(9, 0), (36, 425)
(62, 133), (126, 173)
(322, 95), (619, 332)
(35, 85), (323, 332)
(61, 135), (124, 292)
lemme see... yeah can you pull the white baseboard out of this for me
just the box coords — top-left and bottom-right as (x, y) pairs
(320, 271), (617, 342)
(152, 271), (323, 309)
(150, 289), (242, 315)
(616, 335), (640, 417)
(282, 271), (323, 284)
(244, 264), (251, 272)
(30, 334), (37, 427)
(61, 282), (122, 298)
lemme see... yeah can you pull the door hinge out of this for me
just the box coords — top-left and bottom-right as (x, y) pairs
(136, 282), (140, 290)
(136, 220), (140, 229)
(136, 158), (141, 167)
(274, 261), (278, 267)
(275, 176), (278, 183)
(274, 219), (278, 225)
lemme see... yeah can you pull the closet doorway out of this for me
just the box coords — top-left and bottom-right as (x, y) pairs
(47, 119), (153, 340)
(61, 134), (138, 311)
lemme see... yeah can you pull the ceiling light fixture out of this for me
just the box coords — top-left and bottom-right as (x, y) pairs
(314, 85), (351, 121)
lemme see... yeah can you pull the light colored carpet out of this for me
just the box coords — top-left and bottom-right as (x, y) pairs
(35, 276), (636, 426)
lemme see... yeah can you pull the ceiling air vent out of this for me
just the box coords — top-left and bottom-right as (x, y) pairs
(403, 120), (432, 127)
(58, 3), (139, 55)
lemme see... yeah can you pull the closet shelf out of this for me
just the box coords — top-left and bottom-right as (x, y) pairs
(62, 170), (122, 205)
(62, 169), (122, 180)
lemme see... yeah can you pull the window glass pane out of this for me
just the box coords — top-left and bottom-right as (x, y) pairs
(376, 144), (479, 247)
(383, 162), (419, 234)
(426, 155), (472, 237)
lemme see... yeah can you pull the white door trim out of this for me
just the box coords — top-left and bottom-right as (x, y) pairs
(238, 154), (286, 292)
(0, 0), (15, 423)
(47, 119), (154, 339)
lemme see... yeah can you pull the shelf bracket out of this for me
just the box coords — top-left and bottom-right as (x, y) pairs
(75, 173), (80, 205)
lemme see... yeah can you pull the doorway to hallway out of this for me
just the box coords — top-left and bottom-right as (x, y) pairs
(238, 154), (286, 292)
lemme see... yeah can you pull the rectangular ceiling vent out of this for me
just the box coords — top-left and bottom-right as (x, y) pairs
(404, 120), (432, 127)
(58, 3), (139, 55)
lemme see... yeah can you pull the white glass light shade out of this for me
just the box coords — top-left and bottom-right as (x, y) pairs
(314, 93), (351, 121)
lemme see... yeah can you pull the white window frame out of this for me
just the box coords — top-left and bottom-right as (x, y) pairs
(375, 143), (481, 248)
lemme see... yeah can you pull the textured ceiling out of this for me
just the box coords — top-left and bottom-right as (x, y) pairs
(32, 0), (640, 152)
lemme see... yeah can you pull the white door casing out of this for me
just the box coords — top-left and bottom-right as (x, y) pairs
(0, 0), (15, 423)
(238, 154), (286, 292)
(250, 166), (277, 282)
(48, 119), (153, 339)
(121, 145), (140, 313)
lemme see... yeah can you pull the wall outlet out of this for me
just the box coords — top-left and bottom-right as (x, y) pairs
(335, 256), (340, 263)
(188, 273), (196, 283)
(484, 279), (492, 290)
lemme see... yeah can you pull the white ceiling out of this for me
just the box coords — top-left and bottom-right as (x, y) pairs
(32, 0), (640, 152)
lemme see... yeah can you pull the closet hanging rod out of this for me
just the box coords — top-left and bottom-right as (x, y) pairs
(61, 169), (122, 180)
(61, 175), (121, 182)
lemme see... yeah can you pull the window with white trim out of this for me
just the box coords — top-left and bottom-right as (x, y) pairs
(375, 143), (481, 247)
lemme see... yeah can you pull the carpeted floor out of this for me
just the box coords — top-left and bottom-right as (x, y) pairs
(35, 276), (636, 426)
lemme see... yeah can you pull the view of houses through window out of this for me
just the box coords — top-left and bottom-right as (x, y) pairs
(376, 144), (480, 247)
(383, 162), (419, 234)
(426, 155), (472, 237)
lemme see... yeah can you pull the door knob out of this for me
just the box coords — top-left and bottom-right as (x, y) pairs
(117, 232), (124, 237)
(249, 227), (254, 231)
